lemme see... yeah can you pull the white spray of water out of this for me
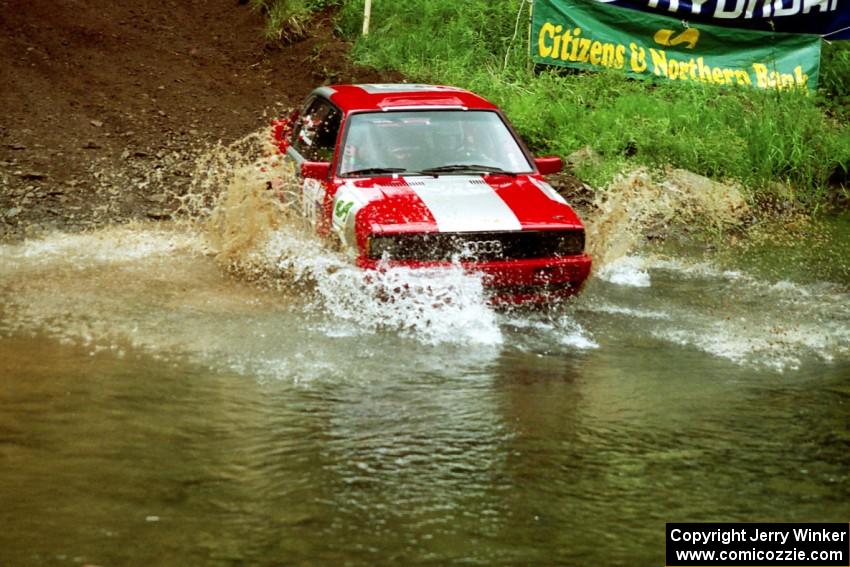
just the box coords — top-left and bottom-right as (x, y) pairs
(580, 253), (850, 370)
(256, 229), (504, 346)
(596, 255), (652, 287)
(181, 130), (505, 346)
(4, 127), (848, 373)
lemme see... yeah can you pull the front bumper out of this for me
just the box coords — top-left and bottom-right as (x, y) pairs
(356, 254), (592, 304)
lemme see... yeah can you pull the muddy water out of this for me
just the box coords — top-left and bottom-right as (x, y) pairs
(1, 145), (849, 565)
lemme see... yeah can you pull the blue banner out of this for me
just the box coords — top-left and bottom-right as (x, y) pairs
(598, 0), (850, 39)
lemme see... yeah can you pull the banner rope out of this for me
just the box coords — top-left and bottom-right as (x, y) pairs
(821, 24), (850, 42)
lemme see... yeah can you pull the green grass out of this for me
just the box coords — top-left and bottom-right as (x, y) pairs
(335, 0), (850, 207)
(820, 40), (850, 122)
(249, 0), (340, 41)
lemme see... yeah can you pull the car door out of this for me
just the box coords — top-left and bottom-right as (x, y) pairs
(287, 96), (343, 232)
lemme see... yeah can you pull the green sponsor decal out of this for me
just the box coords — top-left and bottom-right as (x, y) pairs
(334, 199), (355, 222)
(531, 0), (821, 91)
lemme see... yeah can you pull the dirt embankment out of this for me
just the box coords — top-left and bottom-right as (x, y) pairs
(0, 0), (397, 241)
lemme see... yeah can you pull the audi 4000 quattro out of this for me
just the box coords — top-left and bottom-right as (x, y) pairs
(271, 84), (591, 304)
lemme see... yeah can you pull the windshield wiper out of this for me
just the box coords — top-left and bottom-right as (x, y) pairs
(345, 167), (408, 176)
(419, 164), (516, 176)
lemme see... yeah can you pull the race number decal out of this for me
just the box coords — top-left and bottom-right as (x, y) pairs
(331, 185), (370, 256)
(333, 199), (355, 226)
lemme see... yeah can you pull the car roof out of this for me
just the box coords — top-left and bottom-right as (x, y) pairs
(313, 84), (499, 113)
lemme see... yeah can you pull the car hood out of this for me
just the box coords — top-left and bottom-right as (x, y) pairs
(342, 174), (584, 234)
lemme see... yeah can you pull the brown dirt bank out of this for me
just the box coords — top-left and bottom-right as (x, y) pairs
(0, 0), (398, 241)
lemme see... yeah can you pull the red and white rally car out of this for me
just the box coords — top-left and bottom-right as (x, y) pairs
(271, 84), (591, 304)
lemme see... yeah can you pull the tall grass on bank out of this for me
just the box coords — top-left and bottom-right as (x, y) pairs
(821, 40), (850, 121)
(249, 0), (340, 41)
(334, 0), (850, 206)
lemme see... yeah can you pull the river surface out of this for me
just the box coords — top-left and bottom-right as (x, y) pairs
(1, 200), (849, 565)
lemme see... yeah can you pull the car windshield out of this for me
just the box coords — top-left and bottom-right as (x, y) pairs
(339, 110), (533, 176)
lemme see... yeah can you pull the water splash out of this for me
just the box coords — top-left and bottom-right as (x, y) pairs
(582, 252), (850, 370)
(1, 126), (848, 376)
(596, 255), (651, 287)
(172, 128), (504, 346)
(258, 229), (503, 346)
(584, 168), (750, 271)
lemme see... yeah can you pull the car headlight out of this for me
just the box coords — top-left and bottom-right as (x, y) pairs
(368, 235), (401, 259)
(554, 231), (585, 256)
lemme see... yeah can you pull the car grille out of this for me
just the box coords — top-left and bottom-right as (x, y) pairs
(368, 230), (585, 261)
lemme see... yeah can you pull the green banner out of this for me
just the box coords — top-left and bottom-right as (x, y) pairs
(531, 0), (821, 92)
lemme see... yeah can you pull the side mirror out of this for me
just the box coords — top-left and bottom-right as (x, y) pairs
(534, 156), (563, 176)
(301, 161), (331, 180)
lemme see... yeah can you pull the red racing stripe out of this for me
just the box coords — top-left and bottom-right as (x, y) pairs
(485, 174), (584, 229)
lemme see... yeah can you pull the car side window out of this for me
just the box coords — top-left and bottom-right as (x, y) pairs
(291, 97), (342, 163)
